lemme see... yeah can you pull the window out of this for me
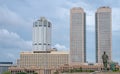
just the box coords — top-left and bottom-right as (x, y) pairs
(44, 25), (46, 27)
(39, 25), (42, 27)
(35, 25), (37, 27)
(43, 43), (46, 45)
(48, 22), (51, 27)
(34, 43), (37, 45)
(39, 43), (42, 45)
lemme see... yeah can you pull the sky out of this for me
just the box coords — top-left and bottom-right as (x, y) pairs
(0, 0), (120, 64)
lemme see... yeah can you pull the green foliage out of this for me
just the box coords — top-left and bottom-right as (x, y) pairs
(62, 67), (94, 73)
(16, 72), (27, 74)
(33, 72), (38, 74)
(113, 68), (120, 72)
(16, 72), (38, 74)
(2, 71), (11, 74)
(54, 71), (59, 74)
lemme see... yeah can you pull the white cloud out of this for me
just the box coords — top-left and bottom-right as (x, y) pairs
(53, 44), (69, 51)
(55, 7), (69, 19)
(0, 29), (32, 50)
(65, 1), (91, 9)
(0, 29), (32, 62)
(0, 6), (32, 30)
(6, 53), (16, 60)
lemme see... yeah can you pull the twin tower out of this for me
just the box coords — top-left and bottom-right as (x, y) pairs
(32, 6), (112, 64)
(70, 6), (112, 64)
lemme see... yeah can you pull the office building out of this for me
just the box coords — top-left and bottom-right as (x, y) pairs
(19, 50), (69, 69)
(70, 7), (86, 65)
(95, 7), (112, 63)
(33, 17), (52, 51)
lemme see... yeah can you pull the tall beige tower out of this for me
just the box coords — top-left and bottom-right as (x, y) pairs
(96, 7), (112, 63)
(70, 7), (86, 65)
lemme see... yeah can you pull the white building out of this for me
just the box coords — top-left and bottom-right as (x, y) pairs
(33, 17), (52, 51)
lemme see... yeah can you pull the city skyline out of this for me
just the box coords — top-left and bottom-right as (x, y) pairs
(0, 0), (120, 64)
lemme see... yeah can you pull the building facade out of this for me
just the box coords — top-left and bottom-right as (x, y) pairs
(95, 7), (112, 63)
(9, 67), (56, 74)
(70, 7), (86, 65)
(9, 63), (120, 74)
(33, 17), (52, 51)
(19, 51), (69, 69)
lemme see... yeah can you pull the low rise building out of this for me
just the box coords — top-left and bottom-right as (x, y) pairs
(19, 51), (69, 69)
(9, 64), (120, 74)
(0, 62), (13, 74)
(9, 50), (69, 74)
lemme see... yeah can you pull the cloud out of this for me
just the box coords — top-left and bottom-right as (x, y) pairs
(53, 44), (69, 51)
(0, 29), (32, 62)
(65, 1), (91, 9)
(0, 5), (32, 40)
(55, 7), (69, 20)
(0, 29), (32, 50)
(6, 53), (16, 60)
(0, 6), (31, 27)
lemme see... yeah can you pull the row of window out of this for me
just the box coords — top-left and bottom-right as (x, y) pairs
(33, 43), (50, 45)
(34, 24), (51, 27)
(33, 43), (51, 45)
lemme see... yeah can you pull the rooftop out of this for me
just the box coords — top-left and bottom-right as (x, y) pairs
(21, 51), (69, 54)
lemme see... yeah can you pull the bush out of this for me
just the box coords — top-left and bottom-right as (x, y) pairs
(16, 72), (27, 74)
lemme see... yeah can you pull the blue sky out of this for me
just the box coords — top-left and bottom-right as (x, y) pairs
(0, 0), (120, 64)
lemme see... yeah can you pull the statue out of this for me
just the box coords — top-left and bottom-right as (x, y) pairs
(102, 51), (108, 70)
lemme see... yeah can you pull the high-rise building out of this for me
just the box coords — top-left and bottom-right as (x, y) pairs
(95, 7), (112, 63)
(70, 7), (86, 65)
(33, 17), (52, 51)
